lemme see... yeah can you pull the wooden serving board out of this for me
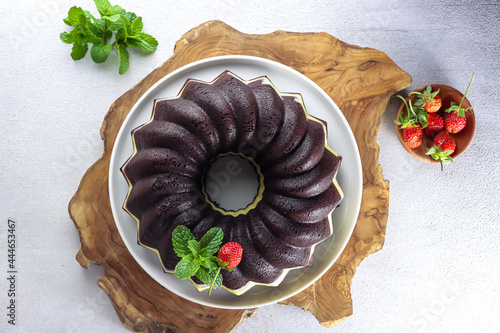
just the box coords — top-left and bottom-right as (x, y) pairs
(69, 20), (411, 332)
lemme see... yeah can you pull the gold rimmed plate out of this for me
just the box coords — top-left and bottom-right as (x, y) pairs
(108, 55), (362, 309)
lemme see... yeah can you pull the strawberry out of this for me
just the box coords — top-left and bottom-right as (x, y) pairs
(444, 109), (467, 133)
(443, 73), (475, 134)
(218, 242), (243, 269)
(424, 113), (444, 136)
(433, 130), (456, 152)
(208, 241), (243, 294)
(403, 124), (423, 148)
(424, 94), (442, 113)
(394, 94), (427, 148)
(411, 85), (441, 113)
(426, 130), (456, 170)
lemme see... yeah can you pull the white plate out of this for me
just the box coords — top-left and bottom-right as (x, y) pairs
(109, 55), (362, 309)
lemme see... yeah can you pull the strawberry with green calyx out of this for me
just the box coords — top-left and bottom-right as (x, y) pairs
(426, 130), (456, 171)
(444, 109), (467, 133)
(218, 242), (243, 269)
(394, 94), (427, 148)
(410, 85), (442, 113)
(444, 73), (475, 133)
(208, 242), (243, 295)
(424, 95), (442, 113)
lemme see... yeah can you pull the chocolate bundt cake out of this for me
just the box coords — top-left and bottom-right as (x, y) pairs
(121, 71), (343, 295)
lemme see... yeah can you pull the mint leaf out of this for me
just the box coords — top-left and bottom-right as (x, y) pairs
(187, 239), (200, 257)
(91, 44), (112, 63)
(109, 4), (125, 16)
(84, 10), (98, 24)
(172, 225), (194, 257)
(81, 26), (102, 45)
(122, 11), (137, 23)
(60, 31), (76, 44)
(199, 227), (224, 256)
(74, 32), (88, 46)
(87, 21), (104, 39)
(199, 256), (218, 271)
(114, 27), (128, 43)
(208, 268), (223, 290)
(174, 258), (200, 280)
(108, 19), (124, 32)
(71, 42), (88, 60)
(195, 267), (214, 286)
(94, 0), (112, 16)
(126, 33), (158, 52)
(102, 13), (121, 23)
(75, 14), (102, 45)
(77, 11), (88, 27)
(129, 16), (143, 35)
(116, 43), (129, 74)
(64, 6), (85, 26)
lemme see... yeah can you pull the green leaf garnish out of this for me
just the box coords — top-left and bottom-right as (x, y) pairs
(172, 226), (231, 295)
(174, 258), (200, 280)
(172, 225), (194, 257)
(71, 43), (88, 60)
(60, 0), (158, 74)
(199, 227), (224, 256)
(195, 266), (215, 286)
(115, 43), (130, 75)
(187, 239), (201, 257)
(90, 44), (112, 63)
(65, 6), (85, 26)
(199, 256), (219, 271)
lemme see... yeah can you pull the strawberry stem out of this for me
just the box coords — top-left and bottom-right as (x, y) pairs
(457, 73), (475, 113)
(393, 94), (412, 118)
(208, 267), (221, 295)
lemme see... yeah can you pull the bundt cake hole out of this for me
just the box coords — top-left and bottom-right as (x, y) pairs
(202, 152), (264, 216)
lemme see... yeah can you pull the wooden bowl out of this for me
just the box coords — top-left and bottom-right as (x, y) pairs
(396, 84), (475, 163)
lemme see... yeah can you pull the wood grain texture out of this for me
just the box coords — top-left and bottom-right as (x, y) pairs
(69, 20), (411, 332)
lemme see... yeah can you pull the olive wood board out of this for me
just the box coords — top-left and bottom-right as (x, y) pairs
(69, 20), (411, 332)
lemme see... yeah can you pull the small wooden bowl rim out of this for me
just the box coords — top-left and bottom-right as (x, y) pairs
(396, 84), (475, 163)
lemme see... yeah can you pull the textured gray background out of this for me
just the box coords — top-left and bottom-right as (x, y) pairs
(1, 0), (499, 332)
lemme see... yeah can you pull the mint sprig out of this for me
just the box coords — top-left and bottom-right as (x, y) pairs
(172, 226), (225, 294)
(60, 0), (158, 74)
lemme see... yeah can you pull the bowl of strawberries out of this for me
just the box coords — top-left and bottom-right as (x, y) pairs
(395, 74), (475, 170)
